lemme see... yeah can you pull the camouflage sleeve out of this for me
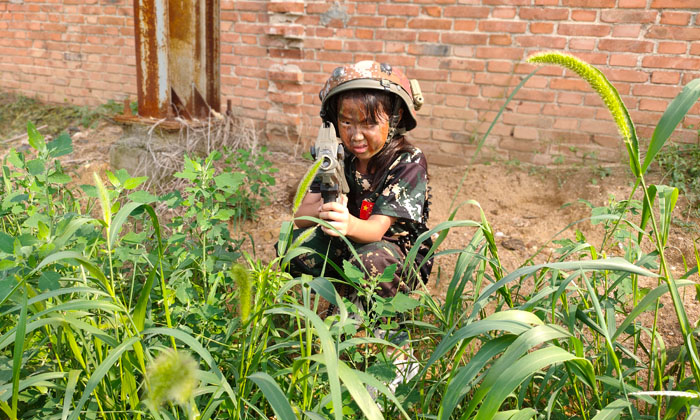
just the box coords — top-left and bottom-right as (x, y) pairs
(372, 149), (428, 223)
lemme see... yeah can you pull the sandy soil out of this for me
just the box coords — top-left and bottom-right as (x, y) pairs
(7, 119), (700, 351)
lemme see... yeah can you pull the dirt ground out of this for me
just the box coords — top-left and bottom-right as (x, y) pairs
(3, 118), (700, 350)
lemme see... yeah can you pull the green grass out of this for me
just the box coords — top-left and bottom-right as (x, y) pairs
(1, 54), (699, 419)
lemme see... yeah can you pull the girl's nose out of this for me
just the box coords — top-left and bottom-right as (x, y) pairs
(351, 126), (364, 141)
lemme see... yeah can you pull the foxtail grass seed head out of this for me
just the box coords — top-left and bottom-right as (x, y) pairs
(231, 263), (252, 322)
(146, 349), (199, 407)
(527, 51), (634, 144)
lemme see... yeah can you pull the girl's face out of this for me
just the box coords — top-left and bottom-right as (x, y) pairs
(337, 97), (391, 167)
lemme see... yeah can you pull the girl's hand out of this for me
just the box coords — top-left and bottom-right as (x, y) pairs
(319, 195), (351, 237)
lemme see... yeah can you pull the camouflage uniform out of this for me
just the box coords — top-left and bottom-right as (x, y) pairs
(288, 146), (433, 298)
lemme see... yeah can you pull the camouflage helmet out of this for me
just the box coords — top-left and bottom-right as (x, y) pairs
(319, 61), (423, 136)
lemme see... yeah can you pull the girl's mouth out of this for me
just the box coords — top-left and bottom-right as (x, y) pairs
(351, 143), (368, 153)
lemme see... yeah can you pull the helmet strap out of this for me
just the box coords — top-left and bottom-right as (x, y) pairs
(386, 99), (404, 140)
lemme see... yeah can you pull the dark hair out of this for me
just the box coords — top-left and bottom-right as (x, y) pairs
(330, 89), (416, 189)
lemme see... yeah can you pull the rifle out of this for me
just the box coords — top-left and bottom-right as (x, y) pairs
(310, 121), (349, 204)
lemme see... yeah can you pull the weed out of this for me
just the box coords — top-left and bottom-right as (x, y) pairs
(656, 141), (700, 217)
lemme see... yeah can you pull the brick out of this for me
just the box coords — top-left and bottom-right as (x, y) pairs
(519, 7), (569, 20)
(658, 41), (687, 54)
(479, 20), (528, 33)
(514, 126), (539, 140)
(650, 0), (697, 7)
(487, 60), (513, 73)
(408, 18), (452, 30)
(492, 7), (517, 19)
(650, 71), (681, 85)
(377, 4), (419, 16)
(609, 54), (639, 67)
(408, 43), (450, 56)
(568, 38), (596, 50)
(639, 98), (669, 112)
(562, 0), (614, 6)
(374, 29), (416, 42)
(443, 6), (490, 18)
(530, 22), (554, 34)
(387, 18), (406, 28)
(267, 2), (304, 14)
(475, 46), (523, 60)
(516, 35), (567, 48)
(348, 16), (384, 27)
(454, 20), (477, 31)
(600, 10), (657, 23)
(633, 83), (680, 98)
(642, 56), (700, 70)
(489, 34), (512, 45)
(474, 72), (520, 86)
(598, 39), (653, 53)
(421, 6), (442, 17)
(441, 32), (488, 45)
(646, 26), (700, 41)
(660, 11), (691, 25)
(558, 24), (610, 37)
(612, 24), (642, 38)
(571, 10), (597, 22)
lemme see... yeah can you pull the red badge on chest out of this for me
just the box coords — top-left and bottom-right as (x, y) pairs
(359, 200), (375, 220)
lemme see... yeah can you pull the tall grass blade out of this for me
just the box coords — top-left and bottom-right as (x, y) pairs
(590, 398), (630, 420)
(335, 360), (384, 420)
(108, 201), (143, 248)
(642, 78), (700, 173)
(656, 185), (679, 248)
(248, 372), (296, 420)
(422, 310), (542, 376)
(10, 291), (27, 420)
(439, 335), (516, 420)
(493, 408), (537, 420)
(134, 268), (156, 331)
(612, 279), (695, 341)
(67, 336), (140, 420)
(267, 305), (343, 420)
(61, 370), (81, 420)
(472, 347), (580, 420)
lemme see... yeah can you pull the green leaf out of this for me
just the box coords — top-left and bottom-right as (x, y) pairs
(214, 172), (245, 190)
(79, 184), (98, 198)
(248, 372), (296, 420)
(127, 190), (157, 203)
(38, 271), (61, 291)
(0, 232), (14, 254)
(390, 293), (420, 312)
(26, 159), (45, 176)
(48, 173), (72, 184)
(591, 398), (630, 420)
(123, 176), (148, 190)
(643, 78), (700, 173)
(47, 133), (73, 158)
(27, 121), (46, 152)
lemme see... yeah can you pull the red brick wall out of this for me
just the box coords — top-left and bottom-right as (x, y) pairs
(2, 0), (699, 166)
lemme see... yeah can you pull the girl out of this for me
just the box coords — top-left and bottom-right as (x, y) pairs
(291, 60), (432, 300)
